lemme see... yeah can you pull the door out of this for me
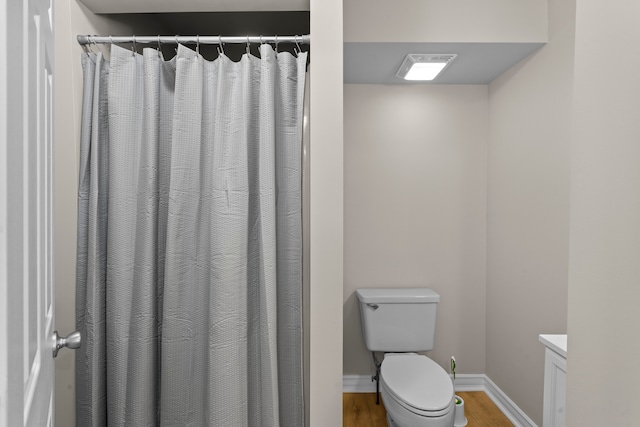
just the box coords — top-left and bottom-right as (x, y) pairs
(0, 0), (56, 425)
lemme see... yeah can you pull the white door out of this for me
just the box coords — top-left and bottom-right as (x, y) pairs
(0, 0), (60, 425)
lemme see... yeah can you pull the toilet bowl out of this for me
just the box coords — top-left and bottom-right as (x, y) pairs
(379, 353), (455, 427)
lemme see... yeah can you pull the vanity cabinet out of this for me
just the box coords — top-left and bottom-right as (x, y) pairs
(539, 334), (567, 427)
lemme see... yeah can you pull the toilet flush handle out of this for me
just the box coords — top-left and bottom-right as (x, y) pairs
(367, 303), (379, 311)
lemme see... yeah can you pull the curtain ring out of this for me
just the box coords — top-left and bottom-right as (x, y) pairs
(132, 35), (136, 56)
(246, 35), (251, 55)
(274, 35), (279, 53)
(83, 36), (94, 54)
(157, 35), (162, 57)
(294, 35), (301, 56)
(174, 35), (179, 55)
(217, 36), (224, 56)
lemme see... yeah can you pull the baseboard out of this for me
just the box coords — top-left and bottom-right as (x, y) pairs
(450, 373), (486, 392)
(343, 373), (537, 427)
(482, 376), (537, 427)
(343, 374), (377, 393)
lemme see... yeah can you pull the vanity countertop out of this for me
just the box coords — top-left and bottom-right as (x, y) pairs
(539, 334), (567, 358)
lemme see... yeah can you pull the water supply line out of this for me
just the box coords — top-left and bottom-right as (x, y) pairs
(371, 352), (382, 405)
(450, 356), (457, 385)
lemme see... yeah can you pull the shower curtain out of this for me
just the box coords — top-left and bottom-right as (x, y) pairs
(75, 43), (306, 427)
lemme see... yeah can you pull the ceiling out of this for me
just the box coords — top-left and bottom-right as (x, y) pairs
(151, 11), (310, 37)
(344, 42), (545, 85)
(79, 0), (309, 14)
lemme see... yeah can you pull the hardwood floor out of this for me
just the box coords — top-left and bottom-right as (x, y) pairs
(343, 392), (514, 427)
(343, 393), (388, 427)
(455, 392), (514, 427)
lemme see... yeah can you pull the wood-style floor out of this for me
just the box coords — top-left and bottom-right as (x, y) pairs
(343, 392), (514, 427)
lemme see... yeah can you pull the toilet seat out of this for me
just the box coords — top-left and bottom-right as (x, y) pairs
(380, 353), (455, 417)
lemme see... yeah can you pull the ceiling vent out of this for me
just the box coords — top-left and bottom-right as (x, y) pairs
(395, 54), (457, 81)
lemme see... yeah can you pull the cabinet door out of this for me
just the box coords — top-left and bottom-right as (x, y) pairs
(543, 348), (567, 427)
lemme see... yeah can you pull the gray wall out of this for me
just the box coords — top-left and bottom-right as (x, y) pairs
(343, 84), (488, 376)
(566, 0), (640, 425)
(308, 0), (344, 424)
(486, 0), (575, 424)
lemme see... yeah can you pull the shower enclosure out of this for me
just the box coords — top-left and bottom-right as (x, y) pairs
(75, 31), (310, 427)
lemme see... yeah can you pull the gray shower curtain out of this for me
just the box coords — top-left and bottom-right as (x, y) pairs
(75, 43), (306, 427)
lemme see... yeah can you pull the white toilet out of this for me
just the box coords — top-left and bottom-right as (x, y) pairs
(356, 288), (455, 427)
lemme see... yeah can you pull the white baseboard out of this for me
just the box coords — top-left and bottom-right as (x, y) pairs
(482, 376), (537, 427)
(343, 373), (537, 427)
(343, 374), (377, 393)
(450, 373), (486, 392)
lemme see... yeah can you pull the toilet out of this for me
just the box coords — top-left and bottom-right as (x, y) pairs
(356, 288), (455, 427)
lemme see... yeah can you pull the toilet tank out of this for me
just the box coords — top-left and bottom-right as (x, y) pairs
(356, 288), (440, 352)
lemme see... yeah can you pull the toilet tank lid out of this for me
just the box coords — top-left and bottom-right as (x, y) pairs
(356, 288), (440, 304)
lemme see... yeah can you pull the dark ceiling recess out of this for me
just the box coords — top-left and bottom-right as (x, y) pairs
(131, 11), (310, 60)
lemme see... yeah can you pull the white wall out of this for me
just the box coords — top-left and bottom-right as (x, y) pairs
(344, 0), (546, 43)
(566, 1), (640, 425)
(486, 0), (574, 424)
(309, 0), (343, 425)
(343, 84), (488, 376)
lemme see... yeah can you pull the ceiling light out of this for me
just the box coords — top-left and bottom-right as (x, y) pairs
(396, 54), (457, 81)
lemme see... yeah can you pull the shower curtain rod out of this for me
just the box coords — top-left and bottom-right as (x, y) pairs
(77, 34), (310, 46)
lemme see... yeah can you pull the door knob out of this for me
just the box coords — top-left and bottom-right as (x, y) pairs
(52, 330), (81, 358)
